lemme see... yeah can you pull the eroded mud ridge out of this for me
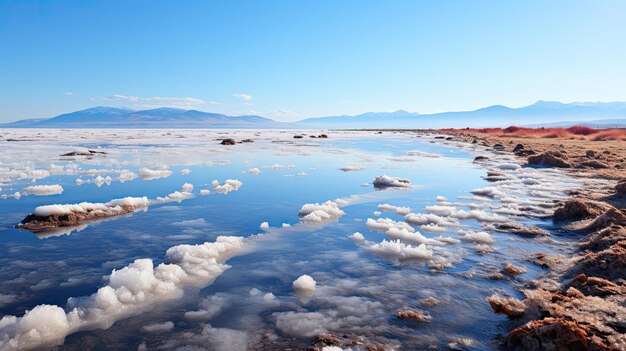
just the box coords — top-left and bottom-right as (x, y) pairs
(488, 197), (626, 350)
(436, 130), (626, 350)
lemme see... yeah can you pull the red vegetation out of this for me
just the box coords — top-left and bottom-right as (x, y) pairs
(442, 126), (626, 141)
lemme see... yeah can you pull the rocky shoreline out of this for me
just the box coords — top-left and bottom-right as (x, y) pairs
(441, 130), (626, 350)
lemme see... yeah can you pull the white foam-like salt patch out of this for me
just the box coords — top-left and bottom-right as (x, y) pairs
(293, 275), (316, 292)
(351, 232), (365, 243)
(496, 163), (521, 170)
(243, 168), (261, 175)
(366, 218), (414, 233)
(368, 240), (433, 261)
(281, 223), (291, 228)
(180, 169), (191, 175)
(377, 203), (411, 215)
(32, 197), (149, 217)
(23, 185), (63, 196)
(138, 168), (173, 180)
(338, 166), (365, 172)
(181, 183), (194, 193)
(212, 179), (243, 195)
(153, 184), (195, 204)
(425, 205), (506, 223)
(436, 196), (447, 202)
(385, 227), (441, 246)
(299, 201), (345, 223)
(458, 229), (495, 244)
(200, 189), (211, 195)
(260, 222), (270, 231)
(0, 236), (244, 351)
(404, 212), (460, 227)
(372, 175), (411, 189)
(420, 223), (447, 233)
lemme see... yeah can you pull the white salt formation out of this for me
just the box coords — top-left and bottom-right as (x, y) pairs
(293, 275), (316, 292)
(298, 200), (345, 223)
(212, 179), (243, 194)
(18, 197), (149, 232)
(0, 236), (244, 351)
(22, 184), (64, 196)
(138, 167), (173, 180)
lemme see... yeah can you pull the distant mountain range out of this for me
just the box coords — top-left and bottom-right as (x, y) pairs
(298, 101), (626, 129)
(0, 107), (296, 129)
(2, 101), (626, 129)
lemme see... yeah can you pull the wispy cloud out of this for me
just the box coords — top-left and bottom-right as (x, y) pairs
(233, 93), (252, 102)
(95, 94), (220, 108)
(63, 92), (74, 96)
(233, 93), (254, 105)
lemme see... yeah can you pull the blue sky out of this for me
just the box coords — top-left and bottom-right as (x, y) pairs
(1, 0), (625, 122)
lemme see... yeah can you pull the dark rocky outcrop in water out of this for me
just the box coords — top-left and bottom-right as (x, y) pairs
(220, 138), (236, 145)
(61, 150), (106, 157)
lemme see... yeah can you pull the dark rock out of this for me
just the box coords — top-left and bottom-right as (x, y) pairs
(513, 144), (524, 152)
(585, 150), (596, 157)
(293, 135), (304, 139)
(616, 180), (626, 194)
(473, 156), (489, 162)
(318, 134), (328, 138)
(220, 138), (236, 145)
(240, 139), (254, 143)
(61, 150), (106, 157)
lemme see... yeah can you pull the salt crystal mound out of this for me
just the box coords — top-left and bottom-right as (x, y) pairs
(17, 197), (149, 232)
(138, 167), (173, 180)
(293, 275), (316, 292)
(368, 240), (433, 261)
(152, 184), (195, 204)
(22, 184), (64, 196)
(298, 200), (346, 223)
(372, 175), (411, 189)
(212, 179), (243, 195)
(0, 236), (244, 351)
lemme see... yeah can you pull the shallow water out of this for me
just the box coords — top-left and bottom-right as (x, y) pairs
(0, 130), (582, 350)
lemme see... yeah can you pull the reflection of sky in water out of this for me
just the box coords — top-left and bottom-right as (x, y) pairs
(0, 131), (577, 350)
